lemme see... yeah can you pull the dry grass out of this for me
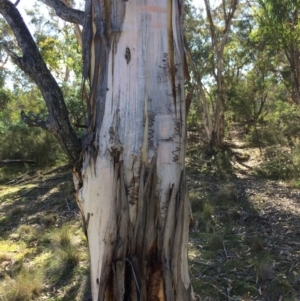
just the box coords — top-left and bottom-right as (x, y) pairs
(203, 203), (214, 219)
(208, 233), (223, 250)
(0, 253), (12, 263)
(8, 206), (25, 217)
(46, 225), (81, 281)
(216, 183), (237, 202)
(0, 166), (91, 301)
(257, 262), (274, 282)
(189, 191), (204, 212)
(0, 267), (44, 301)
(16, 225), (38, 244)
(252, 236), (264, 252)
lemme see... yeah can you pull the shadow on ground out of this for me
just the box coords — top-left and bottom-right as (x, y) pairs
(0, 165), (92, 301)
(187, 138), (300, 301)
(1, 136), (300, 300)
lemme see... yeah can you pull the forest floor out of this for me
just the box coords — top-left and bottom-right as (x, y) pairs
(0, 131), (300, 300)
(187, 129), (300, 300)
(0, 165), (91, 301)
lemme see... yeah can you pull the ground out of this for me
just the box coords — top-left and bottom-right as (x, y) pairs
(0, 132), (300, 300)
(0, 165), (91, 301)
(187, 128), (300, 300)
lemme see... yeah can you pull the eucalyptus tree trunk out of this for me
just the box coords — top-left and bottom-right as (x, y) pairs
(0, 0), (193, 299)
(72, 1), (193, 300)
(200, 0), (238, 149)
(287, 46), (300, 104)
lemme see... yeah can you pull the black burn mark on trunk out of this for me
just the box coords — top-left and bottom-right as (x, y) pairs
(147, 244), (162, 301)
(103, 268), (114, 301)
(167, 0), (176, 114)
(124, 259), (132, 301)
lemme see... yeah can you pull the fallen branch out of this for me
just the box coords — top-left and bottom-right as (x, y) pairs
(0, 159), (35, 167)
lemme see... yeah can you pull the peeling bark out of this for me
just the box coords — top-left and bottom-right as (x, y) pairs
(0, 0), (193, 299)
(75, 0), (193, 300)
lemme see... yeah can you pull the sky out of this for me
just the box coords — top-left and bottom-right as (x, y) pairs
(13, 0), (208, 39)
(14, 0), (214, 20)
(2, 0), (212, 89)
(192, 0), (203, 8)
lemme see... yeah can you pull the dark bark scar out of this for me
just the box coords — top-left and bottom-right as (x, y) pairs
(125, 47), (131, 64)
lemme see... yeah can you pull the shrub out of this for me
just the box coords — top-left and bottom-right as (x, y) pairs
(257, 147), (300, 180)
(245, 126), (285, 147)
(0, 122), (65, 166)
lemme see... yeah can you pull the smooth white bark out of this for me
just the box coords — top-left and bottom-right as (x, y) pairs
(75, 1), (193, 300)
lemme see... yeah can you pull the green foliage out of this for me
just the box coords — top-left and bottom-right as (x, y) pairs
(257, 146), (300, 179)
(0, 120), (64, 165)
(0, 2), (85, 171)
(257, 0), (300, 45)
(187, 102), (201, 131)
(0, 86), (68, 171)
(0, 72), (12, 111)
(245, 126), (285, 147)
(0, 88), (11, 111)
(244, 99), (300, 150)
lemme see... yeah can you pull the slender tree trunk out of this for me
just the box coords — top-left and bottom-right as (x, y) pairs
(202, 0), (238, 149)
(73, 1), (194, 300)
(289, 46), (300, 104)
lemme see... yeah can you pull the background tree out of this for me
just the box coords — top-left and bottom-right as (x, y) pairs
(256, 0), (300, 104)
(185, 0), (239, 149)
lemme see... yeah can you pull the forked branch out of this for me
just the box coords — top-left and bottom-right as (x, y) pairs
(43, 0), (84, 25)
(0, 0), (82, 170)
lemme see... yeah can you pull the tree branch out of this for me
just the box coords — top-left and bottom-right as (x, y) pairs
(222, 0), (227, 21)
(43, 0), (84, 25)
(204, 0), (216, 48)
(0, 0), (82, 170)
(0, 159), (35, 168)
(20, 111), (48, 130)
